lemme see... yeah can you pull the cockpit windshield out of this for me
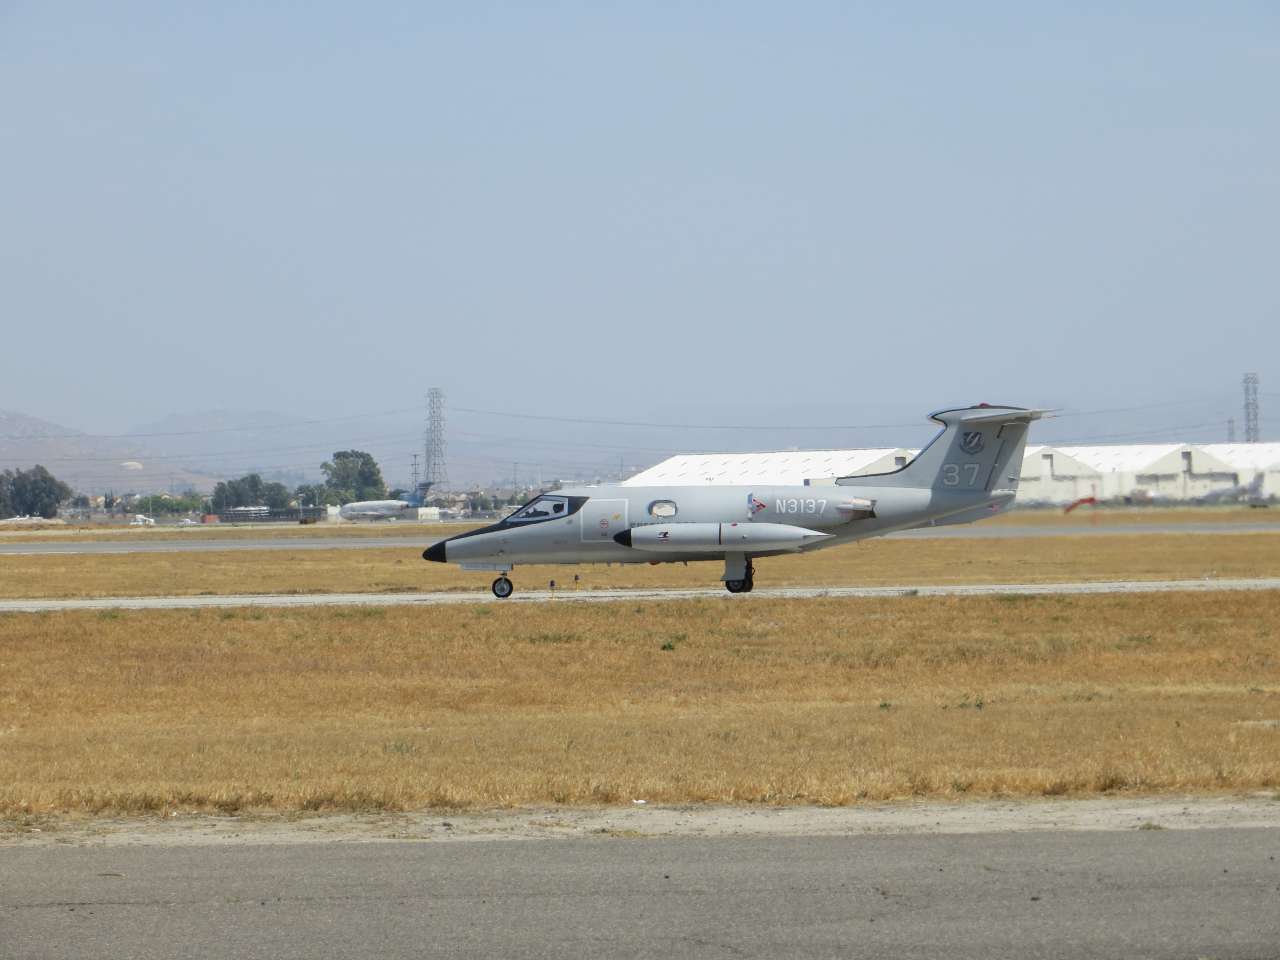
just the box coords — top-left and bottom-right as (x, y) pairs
(505, 495), (571, 523)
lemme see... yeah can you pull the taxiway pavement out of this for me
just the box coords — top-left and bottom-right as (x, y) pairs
(5, 825), (1278, 959)
(1, 521), (1276, 556)
(2, 577), (1278, 613)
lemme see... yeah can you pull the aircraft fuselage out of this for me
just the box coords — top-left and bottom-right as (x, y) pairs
(427, 483), (1007, 566)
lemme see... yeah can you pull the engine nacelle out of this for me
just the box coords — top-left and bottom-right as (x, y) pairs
(614, 521), (831, 552)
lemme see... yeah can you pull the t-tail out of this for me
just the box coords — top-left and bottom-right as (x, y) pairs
(405, 483), (433, 508)
(836, 404), (1045, 494)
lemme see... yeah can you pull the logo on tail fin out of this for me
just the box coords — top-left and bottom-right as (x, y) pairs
(960, 431), (986, 455)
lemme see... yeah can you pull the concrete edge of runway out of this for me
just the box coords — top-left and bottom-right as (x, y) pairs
(1, 577), (1279, 613)
(2, 521), (1278, 556)
(6, 795), (1280, 848)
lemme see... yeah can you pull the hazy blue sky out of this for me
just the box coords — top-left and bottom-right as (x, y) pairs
(2, 3), (1276, 483)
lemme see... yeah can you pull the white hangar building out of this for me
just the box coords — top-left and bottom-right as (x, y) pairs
(1199, 443), (1280, 499)
(622, 448), (917, 487)
(625, 442), (1280, 505)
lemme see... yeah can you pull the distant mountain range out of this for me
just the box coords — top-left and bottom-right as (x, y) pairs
(124, 409), (420, 490)
(0, 410), (220, 494)
(0, 408), (423, 495)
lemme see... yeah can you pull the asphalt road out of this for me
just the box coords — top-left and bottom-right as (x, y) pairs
(2, 577), (1279, 613)
(1, 522), (1277, 556)
(5, 829), (1279, 959)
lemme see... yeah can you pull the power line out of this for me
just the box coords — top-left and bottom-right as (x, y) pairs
(1051, 393), (1236, 418)
(452, 395), (1242, 432)
(1039, 421), (1234, 444)
(452, 405), (920, 431)
(3, 392), (1245, 443)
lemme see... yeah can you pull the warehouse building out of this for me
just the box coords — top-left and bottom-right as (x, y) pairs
(1199, 443), (1280, 499)
(625, 442), (1278, 505)
(1018, 444), (1240, 503)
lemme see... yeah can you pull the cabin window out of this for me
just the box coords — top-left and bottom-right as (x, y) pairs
(648, 500), (678, 518)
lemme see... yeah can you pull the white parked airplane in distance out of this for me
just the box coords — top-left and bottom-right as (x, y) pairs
(339, 486), (430, 521)
(339, 499), (414, 521)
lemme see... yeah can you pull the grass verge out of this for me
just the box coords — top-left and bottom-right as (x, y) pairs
(0, 532), (1277, 599)
(2, 591), (1278, 815)
(0, 522), (478, 543)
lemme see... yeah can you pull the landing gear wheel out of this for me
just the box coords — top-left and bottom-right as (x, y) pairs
(491, 576), (514, 599)
(724, 559), (756, 594)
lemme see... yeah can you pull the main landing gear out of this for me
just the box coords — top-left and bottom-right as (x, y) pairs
(723, 558), (755, 594)
(491, 576), (514, 599)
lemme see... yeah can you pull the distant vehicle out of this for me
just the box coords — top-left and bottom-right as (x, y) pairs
(129, 514), (155, 526)
(424, 403), (1044, 598)
(177, 518), (200, 526)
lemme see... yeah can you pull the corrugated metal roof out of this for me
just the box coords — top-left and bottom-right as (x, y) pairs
(622, 449), (909, 487)
(626, 441), (1280, 487)
(1052, 444), (1185, 473)
(1198, 443), (1280, 471)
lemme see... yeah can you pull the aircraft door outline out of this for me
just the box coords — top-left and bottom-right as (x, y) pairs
(580, 498), (628, 544)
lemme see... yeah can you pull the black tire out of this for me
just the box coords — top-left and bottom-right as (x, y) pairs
(742, 576), (755, 593)
(724, 579), (748, 594)
(492, 576), (514, 599)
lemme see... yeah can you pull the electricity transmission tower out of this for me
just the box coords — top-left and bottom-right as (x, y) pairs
(425, 388), (449, 492)
(1243, 373), (1260, 443)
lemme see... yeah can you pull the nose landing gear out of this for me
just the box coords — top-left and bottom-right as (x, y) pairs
(491, 576), (514, 599)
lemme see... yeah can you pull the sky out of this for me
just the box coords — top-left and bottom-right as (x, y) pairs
(2, 3), (1277, 485)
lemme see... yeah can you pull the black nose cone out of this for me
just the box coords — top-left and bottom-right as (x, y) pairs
(423, 540), (447, 563)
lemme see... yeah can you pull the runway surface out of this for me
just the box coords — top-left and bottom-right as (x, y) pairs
(1, 521), (1276, 555)
(3, 577), (1279, 613)
(6, 826), (1278, 959)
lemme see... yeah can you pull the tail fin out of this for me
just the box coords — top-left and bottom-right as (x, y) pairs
(405, 482), (433, 508)
(837, 404), (1044, 492)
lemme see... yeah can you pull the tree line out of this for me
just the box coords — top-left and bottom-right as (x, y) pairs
(210, 450), (387, 511)
(0, 466), (73, 519)
(2, 450), (393, 519)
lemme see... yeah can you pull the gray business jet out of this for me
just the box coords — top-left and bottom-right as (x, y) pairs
(424, 404), (1043, 598)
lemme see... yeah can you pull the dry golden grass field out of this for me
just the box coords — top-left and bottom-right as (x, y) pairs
(0, 532), (1277, 599)
(2, 591), (1278, 816)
